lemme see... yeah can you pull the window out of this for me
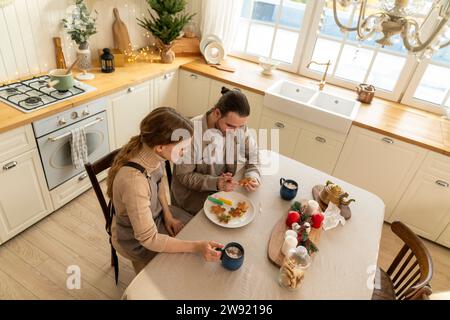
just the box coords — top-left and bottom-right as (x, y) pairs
(232, 0), (315, 69)
(230, 0), (450, 114)
(402, 44), (450, 114)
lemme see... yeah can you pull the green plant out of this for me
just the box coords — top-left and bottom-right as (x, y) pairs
(62, 0), (97, 46)
(137, 0), (195, 45)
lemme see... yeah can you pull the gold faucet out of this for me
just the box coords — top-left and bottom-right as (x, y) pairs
(307, 60), (331, 91)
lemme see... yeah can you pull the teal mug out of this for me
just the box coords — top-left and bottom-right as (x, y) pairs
(216, 242), (244, 271)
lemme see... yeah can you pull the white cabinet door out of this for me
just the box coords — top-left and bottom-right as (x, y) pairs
(0, 149), (53, 243)
(293, 129), (344, 174)
(110, 81), (152, 148)
(437, 224), (450, 248)
(177, 70), (211, 117)
(154, 70), (178, 109)
(209, 80), (263, 130)
(390, 152), (450, 241)
(333, 126), (427, 220)
(259, 115), (300, 158)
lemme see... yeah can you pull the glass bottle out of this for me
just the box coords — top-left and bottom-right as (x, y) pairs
(278, 246), (311, 290)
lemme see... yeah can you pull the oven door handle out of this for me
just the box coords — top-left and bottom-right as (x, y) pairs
(48, 117), (104, 142)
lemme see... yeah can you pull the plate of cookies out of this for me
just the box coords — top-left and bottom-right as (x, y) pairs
(203, 191), (256, 228)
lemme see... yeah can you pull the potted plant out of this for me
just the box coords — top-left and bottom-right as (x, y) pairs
(137, 0), (195, 63)
(62, 0), (97, 79)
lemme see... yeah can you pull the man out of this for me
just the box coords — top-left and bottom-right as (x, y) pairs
(171, 87), (261, 215)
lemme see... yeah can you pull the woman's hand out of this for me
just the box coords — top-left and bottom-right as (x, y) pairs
(164, 215), (185, 237)
(196, 241), (224, 262)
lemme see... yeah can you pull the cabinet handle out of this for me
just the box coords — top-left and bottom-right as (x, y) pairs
(78, 173), (88, 181)
(315, 136), (326, 143)
(274, 122), (285, 129)
(3, 161), (17, 171)
(127, 87), (135, 93)
(190, 74), (198, 79)
(382, 137), (394, 144)
(435, 180), (449, 188)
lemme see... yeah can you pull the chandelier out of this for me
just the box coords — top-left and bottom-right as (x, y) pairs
(332, 0), (450, 59)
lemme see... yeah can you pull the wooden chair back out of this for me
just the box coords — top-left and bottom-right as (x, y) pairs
(387, 221), (433, 300)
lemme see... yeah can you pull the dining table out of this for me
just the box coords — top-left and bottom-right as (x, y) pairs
(122, 150), (385, 300)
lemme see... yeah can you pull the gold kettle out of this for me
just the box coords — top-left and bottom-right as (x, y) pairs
(319, 180), (355, 207)
(356, 83), (375, 104)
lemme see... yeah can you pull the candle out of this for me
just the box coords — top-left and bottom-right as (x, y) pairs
(306, 200), (320, 216)
(285, 230), (298, 239)
(282, 236), (298, 256)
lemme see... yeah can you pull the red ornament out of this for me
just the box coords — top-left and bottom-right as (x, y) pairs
(311, 212), (324, 229)
(286, 211), (300, 228)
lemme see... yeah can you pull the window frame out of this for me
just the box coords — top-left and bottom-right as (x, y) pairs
(229, 0), (318, 73)
(228, 0), (450, 115)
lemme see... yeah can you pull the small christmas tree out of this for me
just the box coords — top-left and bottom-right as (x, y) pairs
(137, 0), (195, 45)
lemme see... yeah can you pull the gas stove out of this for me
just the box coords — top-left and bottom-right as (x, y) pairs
(0, 75), (96, 113)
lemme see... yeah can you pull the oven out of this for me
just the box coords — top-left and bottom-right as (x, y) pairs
(33, 98), (110, 190)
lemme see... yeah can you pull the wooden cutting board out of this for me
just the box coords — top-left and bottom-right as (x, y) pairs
(113, 8), (132, 53)
(268, 199), (322, 267)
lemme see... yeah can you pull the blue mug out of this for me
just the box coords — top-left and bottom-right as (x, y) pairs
(280, 178), (298, 200)
(216, 242), (245, 271)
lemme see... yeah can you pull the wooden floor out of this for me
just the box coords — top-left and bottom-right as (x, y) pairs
(0, 183), (449, 299)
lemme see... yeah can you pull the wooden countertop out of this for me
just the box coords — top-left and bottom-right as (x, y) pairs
(0, 57), (197, 134)
(180, 57), (450, 156)
(1, 55), (449, 156)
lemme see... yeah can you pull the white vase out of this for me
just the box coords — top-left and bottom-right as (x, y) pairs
(76, 42), (95, 80)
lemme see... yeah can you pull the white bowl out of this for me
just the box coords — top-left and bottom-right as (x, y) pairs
(259, 57), (280, 75)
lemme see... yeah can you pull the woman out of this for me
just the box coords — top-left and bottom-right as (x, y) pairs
(107, 107), (223, 274)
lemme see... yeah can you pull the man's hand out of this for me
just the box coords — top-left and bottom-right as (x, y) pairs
(164, 215), (185, 237)
(217, 172), (234, 192)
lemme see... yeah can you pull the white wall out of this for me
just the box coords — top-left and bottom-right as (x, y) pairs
(0, 0), (202, 83)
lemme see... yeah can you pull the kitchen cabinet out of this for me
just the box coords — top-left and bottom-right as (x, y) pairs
(390, 152), (450, 242)
(109, 81), (152, 148)
(333, 126), (427, 221)
(154, 70), (178, 109)
(259, 114), (301, 158)
(208, 79), (263, 130)
(177, 70), (211, 117)
(437, 224), (450, 248)
(293, 128), (344, 174)
(0, 149), (53, 243)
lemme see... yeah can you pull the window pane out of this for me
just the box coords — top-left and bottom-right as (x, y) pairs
(432, 43), (450, 64)
(271, 29), (299, 63)
(414, 64), (450, 105)
(247, 24), (274, 57)
(309, 37), (341, 73)
(335, 45), (374, 83)
(320, 3), (353, 38)
(251, 0), (280, 24)
(367, 53), (406, 91)
(279, 0), (306, 29)
(233, 19), (250, 52)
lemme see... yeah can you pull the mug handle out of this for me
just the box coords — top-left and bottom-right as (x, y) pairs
(280, 178), (285, 186)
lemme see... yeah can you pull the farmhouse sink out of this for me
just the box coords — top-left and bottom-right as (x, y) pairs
(264, 79), (360, 134)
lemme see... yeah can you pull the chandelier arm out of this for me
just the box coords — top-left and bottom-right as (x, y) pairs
(355, 0), (369, 39)
(439, 40), (450, 49)
(359, 13), (387, 40)
(332, 0), (358, 31)
(403, 17), (449, 53)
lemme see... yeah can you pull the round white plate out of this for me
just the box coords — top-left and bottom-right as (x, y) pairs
(203, 191), (256, 228)
(200, 34), (222, 55)
(204, 41), (224, 65)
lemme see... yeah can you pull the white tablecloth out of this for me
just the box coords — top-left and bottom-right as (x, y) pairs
(123, 151), (385, 300)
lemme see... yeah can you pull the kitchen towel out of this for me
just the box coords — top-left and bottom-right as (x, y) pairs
(70, 127), (89, 169)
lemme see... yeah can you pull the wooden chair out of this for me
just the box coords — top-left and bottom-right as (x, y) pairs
(372, 221), (433, 300)
(84, 148), (173, 284)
